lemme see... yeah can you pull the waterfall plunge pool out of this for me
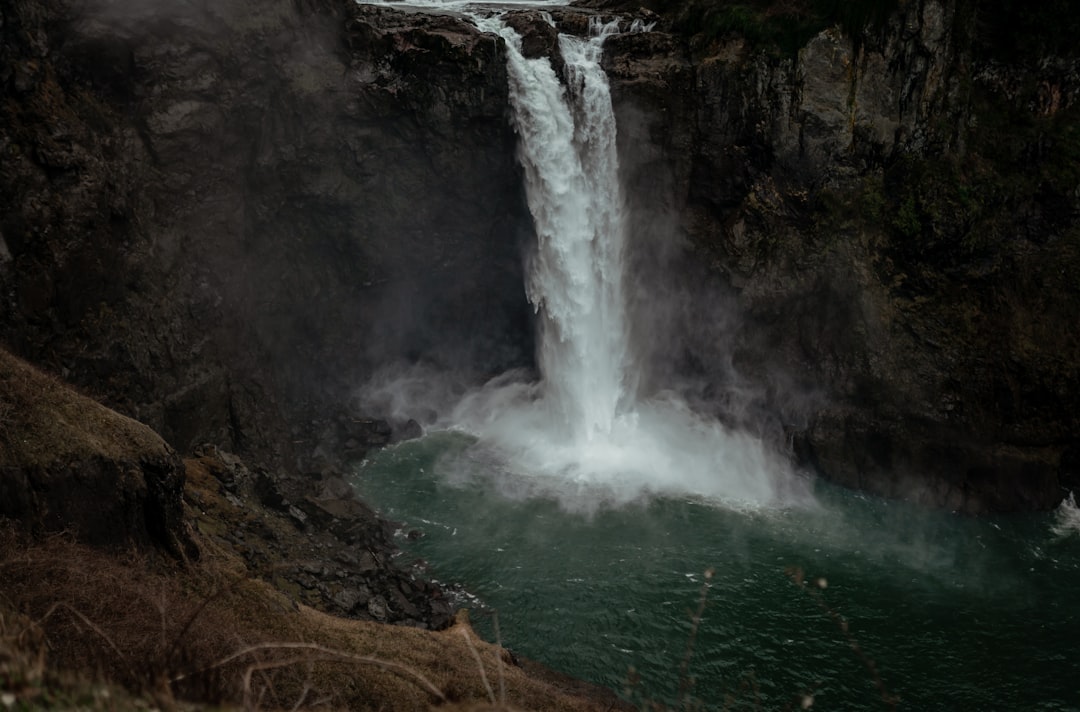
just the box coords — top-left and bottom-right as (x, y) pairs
(352, 431), (1080, 710)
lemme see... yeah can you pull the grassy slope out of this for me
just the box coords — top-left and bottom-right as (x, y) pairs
(0, 348), (168, 468)
(0, 524), (614, 710)
(0, 475), (619, 711)
(0, 348), (624, 710)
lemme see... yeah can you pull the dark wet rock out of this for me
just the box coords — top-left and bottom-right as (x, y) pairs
(287, 505), (309, 529)
(254, 471), (290, 511)
(0, 0), (532, 476)
(504, 11), (566, 79)
(355, 550), (381, 574)
(1061, 446), (1080, 493)
(332, 586), (369, 613)
(350, 419), (393, 448)
(388, 585), (422, 619)
(185, 446), (455, 628)
(546, 9), (596, 37)
(316, 473), (355, 500)
(517, 21), (559, 60)
(0, 0), (1075, 527)
(367, 596), (388, 622)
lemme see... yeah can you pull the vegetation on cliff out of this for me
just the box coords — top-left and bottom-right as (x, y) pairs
(0, 348), (194, 556)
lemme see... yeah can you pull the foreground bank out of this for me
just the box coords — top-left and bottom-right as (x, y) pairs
(0, 346), (630, 709)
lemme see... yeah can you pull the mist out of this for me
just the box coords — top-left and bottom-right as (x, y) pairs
(354, 15), (815, 514)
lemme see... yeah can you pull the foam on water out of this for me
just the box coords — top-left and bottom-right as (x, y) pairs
(1050, 491), (1080, 539)
(451, 382), (797, 512)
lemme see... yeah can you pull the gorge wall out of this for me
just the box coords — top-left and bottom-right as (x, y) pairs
(596, 0), (1080, 511)
(2, 0), (1077, 512)
(1, 0), (533, 471)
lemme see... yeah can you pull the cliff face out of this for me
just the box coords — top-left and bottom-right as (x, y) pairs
(2, 0), (1076, 512)
(1, 0), (532, 466)
(602, 0), (1080, 511)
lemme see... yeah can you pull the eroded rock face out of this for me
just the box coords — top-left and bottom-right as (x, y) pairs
(0, 0), (531, 465)
(185, 445), (455, 629)
(1, 0), (1077, 516)
(603, 0), (1080, 512)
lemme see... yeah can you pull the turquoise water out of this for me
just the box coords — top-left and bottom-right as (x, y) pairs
(352, 431), (1080, 710)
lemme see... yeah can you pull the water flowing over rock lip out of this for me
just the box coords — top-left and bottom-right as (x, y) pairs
(357, 0), (571, 14)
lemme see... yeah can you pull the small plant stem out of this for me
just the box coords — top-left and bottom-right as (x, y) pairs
(677, 568), (715, 703)
(460, 626), (496, 704)
(174, 641), (447, 702)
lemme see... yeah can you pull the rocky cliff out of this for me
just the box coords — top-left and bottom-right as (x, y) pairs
(596, 0), (1080, 511)
(0, 350), (626, 710)
(2, 0), (1077, 514)
(1, 0), (532, 469)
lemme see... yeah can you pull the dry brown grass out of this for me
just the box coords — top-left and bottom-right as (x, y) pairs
(0, 601), (156, 710)
(0, 525), (240, 705)
(0, 348), (167, 468)
(0, 521), (614, 711)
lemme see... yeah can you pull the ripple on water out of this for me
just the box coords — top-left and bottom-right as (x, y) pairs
(352, 435), (1080, 710)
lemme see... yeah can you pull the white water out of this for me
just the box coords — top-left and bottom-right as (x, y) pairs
(1051, 491), (1080, 538)
(444, 16), (807, 512)
(359, 0), (566, 12)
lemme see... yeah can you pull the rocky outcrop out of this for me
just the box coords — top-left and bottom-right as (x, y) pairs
(184, 445), (455, 629)
(0, 340), (453, 626)
(0, 347), (195, 555)
(0, 0), (528, 630)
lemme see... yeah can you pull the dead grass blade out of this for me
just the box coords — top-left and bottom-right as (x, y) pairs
(493, 611), (506, 706)
(784, 566), (898, 710)
(460, 626), (497, 705)
(36, 602), (138, 681)
(174, 641), (447, 703)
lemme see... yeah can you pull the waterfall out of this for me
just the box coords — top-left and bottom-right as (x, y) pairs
(449, 14), (804, 511)
(475, 16), (631, 442)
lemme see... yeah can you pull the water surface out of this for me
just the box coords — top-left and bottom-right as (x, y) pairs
(353, 432), (1080, 710)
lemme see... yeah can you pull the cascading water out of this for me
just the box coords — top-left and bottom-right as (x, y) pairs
(450, 15), (805, 510)
(475, 15), (631, 442)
